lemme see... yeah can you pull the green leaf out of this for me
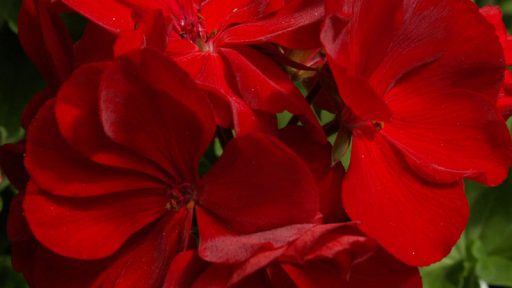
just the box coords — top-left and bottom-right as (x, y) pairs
(0, 26), (43, 143)
(0, 0), (20, 33)
(476, 256), (512, 286)
(0, 256), (26, 288)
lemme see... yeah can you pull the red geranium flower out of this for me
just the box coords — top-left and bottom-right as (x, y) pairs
(22, 49), (321, 286)
(59, 0), (324, 135)
(321, 0), (512, 266)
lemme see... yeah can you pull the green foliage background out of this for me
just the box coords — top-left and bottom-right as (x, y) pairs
(0, 0), (512, 287)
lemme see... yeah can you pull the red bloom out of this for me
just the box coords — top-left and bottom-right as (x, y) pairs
(170, 224), (421, 288)
(22, 50), (320, 286)
(321, 0), (512, 266)
(60, 0), (324, 136)
(480, 5), (512, 120)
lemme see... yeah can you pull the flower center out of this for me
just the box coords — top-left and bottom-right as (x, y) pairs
(165, 183), (196, 211)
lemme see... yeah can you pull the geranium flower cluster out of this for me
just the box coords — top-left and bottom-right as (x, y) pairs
(1, 0), (511, 287)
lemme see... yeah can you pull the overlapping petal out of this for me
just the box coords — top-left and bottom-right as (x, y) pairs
(198, 133), (319, 241)
(100, 50), (216, 183)
(24, 182), (168, 259)
(384, 88), (511, 185)
(19, 0), (73, 86)
(62, 0), (133, 32)
(343, 132), (469, 266)
(55, 62), (169, 181)
(25, 100), (163, 197)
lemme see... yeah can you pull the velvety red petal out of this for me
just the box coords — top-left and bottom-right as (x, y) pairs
(18, 0), (73, 86)
(74, 22), (116, 66)
(321, 13), (391, 121)
(372, 0), (504, 101)
(114, 10), (169, 56)
(62, 0), (133, 32)
(343, 132), (469, 266)
(190, 263), (235, 288)
(197, 206), (313, 263)
(480, 6), (512, 65)
(228, 248), (286, 286)
(279, 126), (346, 223)
(384, 88), (512, 186)
(348, 247), (422, 288)
(163, 251), (209, 288)
(199, 133), (319, 235)
(24, 181), (168, 259)
(280, 261), (348, 288)
(25, 100), (164, 196)
(228, 97), (278, 135)
(271, 20), (323, 49)
(201, 0), (267, 33)
(221, 47), (323, 139)
(175, 52), (237, 128)
(176, 51), (279, 134)
(282, 224), (373, 263)
(176, 52), (237, 99)
(217, 0), (323, 46)
(92, 209), (193, 287)
(100, 50), (216, 183)
(55, 63), (170, 181)
(21, 245), (106, 288)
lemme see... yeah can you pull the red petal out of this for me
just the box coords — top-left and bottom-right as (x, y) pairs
(92, 210), (192, 287)
(217, 0), (323, 46)
(480, 6), (512, 65)
(176, 51), (279, 134)
(282, 224), (373, 262)
(372, 0), (504, 102)
(343, 132), (469, 266)
(163, 251), (208, 288)
(221, 47), (323, 139)
(24, 182), (168, 259)
(74, 23), (116, 66)
(199, 133), (319, 235)
(280, 261), (347, 288)
(229, 97), (278, 135)
(175, 52), (236, 128)
(62, 0), (133, 32)
(100, 50), (216, 183)
(279, 125), (346, 223)
(228, 248), (286, 286)
(114, 10), (169, 56)
(321, 12), (391, 121)
(384, 88), (512, 186)
(18, 0), (73, 86)
(197, 209), (312, 263)
(348, 247), (422, 288)
(25, 100), (163, 196)
(201, 0), (267, 33)
(55, 63), (170, 181)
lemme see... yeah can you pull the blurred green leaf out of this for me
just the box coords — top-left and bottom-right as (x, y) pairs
(476, 256), (512, 286)
(0, 0), (20, 33)
(0, 256), (26, 288)
(0, 26), (43, 143)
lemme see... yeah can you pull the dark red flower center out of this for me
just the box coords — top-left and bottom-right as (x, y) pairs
(341, 108), (384, 133)
(165, 183), (197, 211)
(174, 15), (207, 44)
